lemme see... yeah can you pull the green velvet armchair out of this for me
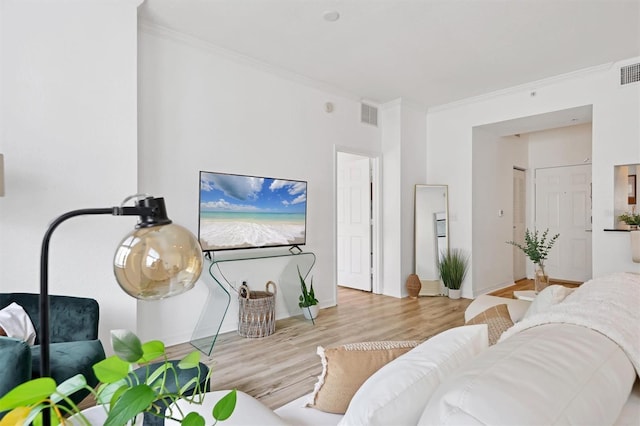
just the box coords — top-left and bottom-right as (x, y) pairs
(0, 293), (106, 410)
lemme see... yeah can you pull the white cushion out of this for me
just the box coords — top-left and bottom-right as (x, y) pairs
(418, 323), (636, 426)
(275, 394), (344, 426)
(616, 379), (640, 425)
(523, 284), (576, 319)
(338, 325), (489, 426)
(165, 391), (287, 425)
(0, 302), (36, 345)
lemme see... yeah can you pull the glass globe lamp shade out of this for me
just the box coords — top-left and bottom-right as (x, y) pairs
(113, 223), (204, 300)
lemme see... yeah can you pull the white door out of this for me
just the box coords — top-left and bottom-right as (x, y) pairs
(337, 153), (372, 291)
(513, 168), (527, 281)
(535, 165), (592, 282)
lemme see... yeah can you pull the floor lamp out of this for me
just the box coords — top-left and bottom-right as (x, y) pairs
(39, 195), (203, 423)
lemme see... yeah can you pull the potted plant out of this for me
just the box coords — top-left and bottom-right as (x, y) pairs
(0, 330), (236, 425)
(619, 211), (640, 262)
(507, 228), (559, 292)
(619, 211), (640, 230)
(297, 266), (319, 321)
(437, 249), (469, 299)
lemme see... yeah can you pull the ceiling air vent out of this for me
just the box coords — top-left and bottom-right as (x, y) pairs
(620, 63), (640, 85)
(361, 103), (378, 126)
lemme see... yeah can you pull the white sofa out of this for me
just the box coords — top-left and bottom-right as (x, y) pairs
(170, 273), (640, 426)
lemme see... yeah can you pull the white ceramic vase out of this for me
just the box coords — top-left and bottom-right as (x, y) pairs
(302, 305), (319, 320)
(631, 230), (640, 263)
(448, 288), (461, 299)
(67, 406), (143, 425)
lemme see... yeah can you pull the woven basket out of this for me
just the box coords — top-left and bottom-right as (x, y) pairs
(238, 281), (277, 338)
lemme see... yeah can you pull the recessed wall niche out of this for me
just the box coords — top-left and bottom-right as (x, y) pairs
(614, 164), (639, 229)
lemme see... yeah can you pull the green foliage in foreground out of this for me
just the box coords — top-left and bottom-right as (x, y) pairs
(0, 330), (236, 426)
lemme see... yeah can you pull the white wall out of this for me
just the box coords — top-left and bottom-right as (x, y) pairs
(0, 0), (140, 348)
(471, 130), (528, 295)
(380, 100), (427, 298)
(400, 104), (428, 294)
(528, 123), (592, 169)
(427, 58), (640, 298)
(137, 27), (381, 344)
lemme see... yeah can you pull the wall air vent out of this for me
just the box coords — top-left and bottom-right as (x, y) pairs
(620, 63), (640, 85)
(361, 103), (378, 126)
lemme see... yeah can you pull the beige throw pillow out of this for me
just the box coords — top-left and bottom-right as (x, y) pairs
(307, 340), (419, 414)
(465, 303), (514, 345)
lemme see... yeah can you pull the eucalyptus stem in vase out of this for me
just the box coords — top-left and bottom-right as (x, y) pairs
(507, 228), (559, 291)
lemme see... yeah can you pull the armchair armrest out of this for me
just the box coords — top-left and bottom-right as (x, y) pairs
(0, 337), (32, 398)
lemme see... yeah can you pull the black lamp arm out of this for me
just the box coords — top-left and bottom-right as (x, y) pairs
(39, 208), (113, 380)
(39, 197), (171, 380)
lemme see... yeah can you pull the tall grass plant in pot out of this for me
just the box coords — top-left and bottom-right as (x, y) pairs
(438, 249), (469, 299)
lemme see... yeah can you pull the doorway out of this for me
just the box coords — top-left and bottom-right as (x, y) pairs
(512, 168), (527, 281)
(336, 150), (380, 294)
(472, 105), (593, 294)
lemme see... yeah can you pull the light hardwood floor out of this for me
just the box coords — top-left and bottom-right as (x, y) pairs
(78, 279), (582, 411)
(489, 278), (581, 298)
(164, 287), (472, 410)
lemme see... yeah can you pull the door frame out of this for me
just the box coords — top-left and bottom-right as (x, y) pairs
(512, 167), (527, 281)
(334, 146), (382, 300)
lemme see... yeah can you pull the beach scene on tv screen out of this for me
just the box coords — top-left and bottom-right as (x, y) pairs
(199, 172), (307, 250)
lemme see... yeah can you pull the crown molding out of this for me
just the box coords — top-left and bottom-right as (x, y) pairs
(428, 62), (614, 114)
(380, 97), (427, 112)
(138, 20), (363, 103)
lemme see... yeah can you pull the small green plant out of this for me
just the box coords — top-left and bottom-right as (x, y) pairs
(0, 330), (236, 426)
(297, 266), (318, 308)
(507, 228), (559, 277)
(438, 249), (469, 290)
(619, 211), (640, 226)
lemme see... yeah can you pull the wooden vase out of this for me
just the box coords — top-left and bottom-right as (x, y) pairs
(406, 274), (421, 299)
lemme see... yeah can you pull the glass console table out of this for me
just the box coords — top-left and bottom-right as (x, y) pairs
(189, 250), (316, 356)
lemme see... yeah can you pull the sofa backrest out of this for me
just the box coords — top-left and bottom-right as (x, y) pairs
(0, 293), (99, 344)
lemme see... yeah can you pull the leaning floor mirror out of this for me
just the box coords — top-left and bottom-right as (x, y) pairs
(414, 184), (449, 296)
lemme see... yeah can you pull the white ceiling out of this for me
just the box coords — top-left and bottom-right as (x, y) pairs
(139, 0), (640, 109)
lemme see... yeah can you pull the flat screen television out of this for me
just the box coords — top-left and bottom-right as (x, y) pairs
(198, 171), (307, 252)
